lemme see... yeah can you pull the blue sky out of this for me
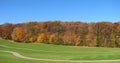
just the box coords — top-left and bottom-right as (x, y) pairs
(0, 0), (120, 24)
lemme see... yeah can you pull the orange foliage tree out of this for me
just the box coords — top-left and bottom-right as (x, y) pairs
(11, 27), (25, 42)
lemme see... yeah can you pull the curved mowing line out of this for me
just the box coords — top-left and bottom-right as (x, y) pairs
(0, 44), (114, 54)
(1, 44), (118, 59)
(1, 50), (120, 62)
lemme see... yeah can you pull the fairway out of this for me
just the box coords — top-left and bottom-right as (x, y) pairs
(1, 39), (120, 63)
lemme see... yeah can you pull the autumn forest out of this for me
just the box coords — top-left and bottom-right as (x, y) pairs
(0, 21), (120, 48)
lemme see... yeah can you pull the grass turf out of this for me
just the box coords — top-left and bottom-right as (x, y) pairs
(0, 38), (120, 63)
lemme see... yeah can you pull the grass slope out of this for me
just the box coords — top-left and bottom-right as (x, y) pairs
(0, 39), (120, 63)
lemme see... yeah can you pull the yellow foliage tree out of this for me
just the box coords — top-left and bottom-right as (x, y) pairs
(49, 34), (56, 43)
(37, 33), (46, 43)
(29, 36), (37, 42)
(75, 36), (81, 46)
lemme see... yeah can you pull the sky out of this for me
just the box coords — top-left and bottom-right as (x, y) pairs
(0, 0), (120, 24)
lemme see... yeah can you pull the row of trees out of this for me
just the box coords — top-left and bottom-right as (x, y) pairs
(0, 21), (120, 47)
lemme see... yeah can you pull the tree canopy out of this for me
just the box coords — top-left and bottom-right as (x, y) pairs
(1, 21), (120, 47)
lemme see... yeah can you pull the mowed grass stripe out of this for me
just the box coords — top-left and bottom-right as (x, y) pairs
(0, 44), (114, 54)
(1, 50), (120, 62)
(0, 39), (119, 53)
(0, 39), (120, 60)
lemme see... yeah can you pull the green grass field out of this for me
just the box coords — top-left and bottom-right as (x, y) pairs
(0, 38), (120, 63)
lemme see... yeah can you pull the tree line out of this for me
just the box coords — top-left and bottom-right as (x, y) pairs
(0, 21), (120, 47)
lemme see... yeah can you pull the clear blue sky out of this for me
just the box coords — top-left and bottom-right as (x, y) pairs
(0, 0), (120, 24)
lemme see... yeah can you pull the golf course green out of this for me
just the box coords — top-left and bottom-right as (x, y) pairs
(0, 38), (120, 63)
